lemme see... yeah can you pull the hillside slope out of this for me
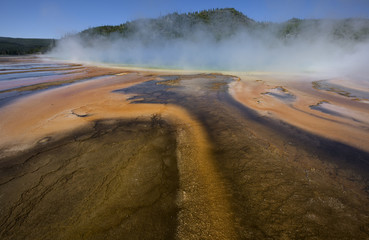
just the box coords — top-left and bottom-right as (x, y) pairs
(0, 37), (55, 55)
(77, 8), (369, 42)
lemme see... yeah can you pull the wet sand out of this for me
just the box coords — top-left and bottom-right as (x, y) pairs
(0, 56), (369, 239)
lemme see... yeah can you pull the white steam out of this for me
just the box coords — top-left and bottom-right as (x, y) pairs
(48, 16), (369, 79)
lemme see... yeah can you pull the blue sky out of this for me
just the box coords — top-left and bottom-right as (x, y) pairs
(1, 0), (369, 38)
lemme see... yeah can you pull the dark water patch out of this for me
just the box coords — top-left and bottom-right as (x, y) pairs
(310, 105), (345, 117)
(263, 87), (296, 102)
(0, 90), (40, 108)
(0, 118), (179, 240)
(114, 79), (187, 104)
(158, 75), (180, 81)
(0, 75), (111, 108)
(313, 80), (369, 100)
(310, 102), (342, 116)
(0, 63), (76, 71)
(114, 74), (233, 103)
(290, 105), (369, 131)
(37, 136), (52, 144)
(310, 101), (363, 123)
(0, 70), (72, 81)
(0, 66), (83, 74)
(71, 110), (91, 118)
(263, 91), (295, 101)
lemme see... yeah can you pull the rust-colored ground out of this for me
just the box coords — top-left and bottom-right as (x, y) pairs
(229, 72), (369, 151)
(0, 57), (369, 239)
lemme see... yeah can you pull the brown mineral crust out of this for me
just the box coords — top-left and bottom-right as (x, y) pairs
(1, 59), (369, 239)
(229, 72), (369, 152)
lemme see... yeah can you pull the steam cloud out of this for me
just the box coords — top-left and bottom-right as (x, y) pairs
(48, 12), (369, 79)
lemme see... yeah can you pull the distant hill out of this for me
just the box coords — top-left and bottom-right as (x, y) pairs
(0, 37), (55, 55)
(77, 8), (369, 42)
(79, 8), (255, 41)
(4, 8), (369, 56)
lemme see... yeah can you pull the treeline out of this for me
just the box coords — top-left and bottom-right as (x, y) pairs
(77, 8), (369, 42)
(3, 8), (369, 55)
(278, 18), (369, 41)
(0, 37), (56, 55)
(79, 8), (255, 40)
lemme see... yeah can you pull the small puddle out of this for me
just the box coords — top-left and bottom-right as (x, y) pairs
(310, 101), (363, 123)
(313, 80), (369, 100)
(310, 101), (341, 116)
(262, 86), (296, 103)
